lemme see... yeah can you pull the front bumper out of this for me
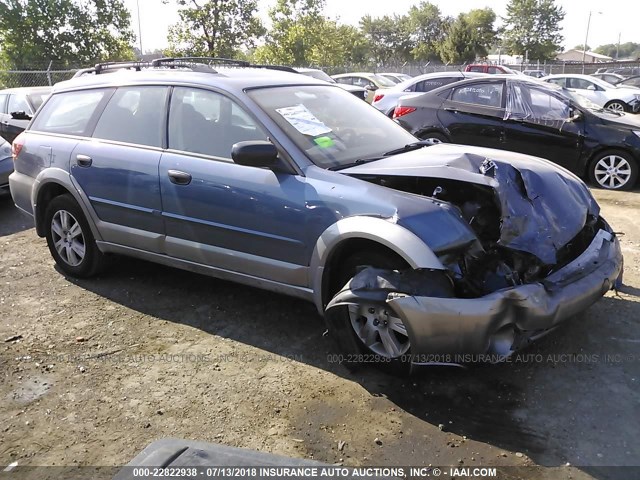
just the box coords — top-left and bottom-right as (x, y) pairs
(329, 228), (622, 361)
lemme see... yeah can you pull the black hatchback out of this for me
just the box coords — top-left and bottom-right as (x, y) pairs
(393, 76), (640, 190)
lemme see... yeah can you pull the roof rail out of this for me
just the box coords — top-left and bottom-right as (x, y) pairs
(73, 61), (153, 77)
(72, 57), (299, 78)
(152, 57), (297, 73)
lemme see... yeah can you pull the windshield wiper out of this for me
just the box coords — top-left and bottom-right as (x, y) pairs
(382, 139), (435, 157)
(328, 157), (383, 171)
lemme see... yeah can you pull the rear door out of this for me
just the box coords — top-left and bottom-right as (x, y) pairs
(71, 85), (168, 253)
(501, 83), (584, 172)
(437, 80), (506, 148)
(159, 86), (308, 285)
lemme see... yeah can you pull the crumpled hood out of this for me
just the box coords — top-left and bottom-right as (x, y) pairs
(342, 144), (600, 264)
(594, 110), (640, 128)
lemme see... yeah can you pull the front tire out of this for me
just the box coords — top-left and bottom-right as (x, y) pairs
(604, 100), (628, 113)
(588, 150), (638, 190)
(328, 249), (413, 375)
(44, 194), (106, 277)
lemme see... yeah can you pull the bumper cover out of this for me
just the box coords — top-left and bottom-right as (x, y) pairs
(328, 228), (622, 361)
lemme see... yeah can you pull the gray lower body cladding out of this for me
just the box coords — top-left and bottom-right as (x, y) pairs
(327, 228), (622, 361)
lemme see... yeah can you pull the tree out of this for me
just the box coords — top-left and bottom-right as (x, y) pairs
(165, 0), (265, 57)
(0, 0), (135, 69)
(253, 0), (327, 66)
(595, 42), (640, 59)
(502, 0), (565, 61)
(406, 2), (447, 62)
(360, 14), (412, 65)
(438, 15), (476, 64)
(464, 8), (498, 58)
(574, 44), (590, 52)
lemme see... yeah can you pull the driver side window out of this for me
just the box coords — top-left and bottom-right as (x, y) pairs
(168, 87), (268, 159)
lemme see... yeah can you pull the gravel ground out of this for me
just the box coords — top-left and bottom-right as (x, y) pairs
(0, 188), (638, 480)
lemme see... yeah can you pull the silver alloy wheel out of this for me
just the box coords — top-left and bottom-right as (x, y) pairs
(51, 210), (86, 266)
(594, 154), (632, 189)
(606, 101), (625, 112)
(348, 303), (410, 358)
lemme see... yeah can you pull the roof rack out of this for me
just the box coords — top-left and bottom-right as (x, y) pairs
(73, 57), (299, 78)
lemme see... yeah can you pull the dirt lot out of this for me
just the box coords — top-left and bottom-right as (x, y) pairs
(1, 188), (638, 479)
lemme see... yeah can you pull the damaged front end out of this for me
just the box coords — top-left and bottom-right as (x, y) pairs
(328, 146), (624, 362)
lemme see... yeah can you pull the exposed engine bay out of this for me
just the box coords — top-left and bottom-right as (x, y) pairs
(348, 152), (604, 298)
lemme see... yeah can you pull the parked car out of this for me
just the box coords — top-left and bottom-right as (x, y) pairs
(522, 69), (546, 78)
(0, 86), (51, 143)
(0, 137), (11, 194)
(331, 72), (397, 102)
(393, 75), (640, 190)
(607, 67), (640, 77)
(372, 71), (487, 117)
(377, 73), (413, 84)
(544, 74), (640, 113)
(295, 68), (366, 101)
(10, 58), (622, 373)
(464, 64), (518, 74)
(591, 73), (625, 85)
(617, 75), (640, 89)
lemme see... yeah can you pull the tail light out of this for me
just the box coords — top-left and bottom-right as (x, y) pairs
(392, 106), (416, 119)
(12, 133), (25, 162)
(373, 93), (385, 103)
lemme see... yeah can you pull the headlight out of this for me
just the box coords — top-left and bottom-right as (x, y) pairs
(633, 130), (640, 138)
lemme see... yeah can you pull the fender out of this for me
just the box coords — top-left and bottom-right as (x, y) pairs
(309, 215), (445, 314)
(32, 167), (103, 242)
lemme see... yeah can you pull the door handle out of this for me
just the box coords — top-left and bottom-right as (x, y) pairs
(76, 154), (92, 167)
(444, 107), (458, 113)
(168, 170), (192, 185)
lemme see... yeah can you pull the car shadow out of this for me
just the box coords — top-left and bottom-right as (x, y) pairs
(0, 194), (32, 236)
(67, 256), (640, 479)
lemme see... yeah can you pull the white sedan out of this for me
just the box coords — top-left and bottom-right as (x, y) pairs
(544, 74), (640, 113)
(371, 71), (487, 117)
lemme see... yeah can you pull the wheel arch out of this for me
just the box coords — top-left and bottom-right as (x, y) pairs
(32, 171), (101, 241)
(309, 216), (445, 314)
(415, 128), (450, 141)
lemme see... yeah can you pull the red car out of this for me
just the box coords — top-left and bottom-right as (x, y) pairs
(464, 64), (518, 75)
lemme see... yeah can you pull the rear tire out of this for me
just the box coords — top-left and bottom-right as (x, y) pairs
(419, 132), (448, 144)
(588, 150), (638, 191)
(44, 194), (106, 277)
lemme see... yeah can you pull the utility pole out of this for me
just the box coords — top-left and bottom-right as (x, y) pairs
(616, 32), (621, 60)
(136, 0), (143, 56)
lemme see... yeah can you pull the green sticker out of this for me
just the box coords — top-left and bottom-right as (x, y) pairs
(314, 136), (334, 148)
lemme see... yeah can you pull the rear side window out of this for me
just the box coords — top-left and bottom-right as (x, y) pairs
(0, 94), (7, 113)
(467, 66), (485, 73)
(415, 77), (460, 92)
(7, 94), (31, 114)
(451, 82), (503, 108)
(31, 89), (107, 136)
(92, 86), (168, 147)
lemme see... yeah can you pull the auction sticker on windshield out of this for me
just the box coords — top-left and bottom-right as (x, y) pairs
(275, 104), (332, 136)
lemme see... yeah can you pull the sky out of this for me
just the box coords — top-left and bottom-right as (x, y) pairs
(122, 0), (636, 55)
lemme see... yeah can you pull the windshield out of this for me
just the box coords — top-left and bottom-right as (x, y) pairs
(372, 74), (397, 87)
(299, 69), (335, 83)
(563, 90), (609, 112)
(248, 85), (416, 169)
(28, 93), (49, 111)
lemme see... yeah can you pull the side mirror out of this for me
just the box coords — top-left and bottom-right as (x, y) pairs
(231, 141), (278, 168)
(570, 109), (583, 122)
(586, 84), (596, 91)
(10, 111), (31, 120)
(364, 84), (377, 91)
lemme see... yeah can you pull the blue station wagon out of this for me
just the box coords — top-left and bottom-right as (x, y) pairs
(9, 58), (623, 374)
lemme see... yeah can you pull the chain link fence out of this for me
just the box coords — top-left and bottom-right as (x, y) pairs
(1, 60), (639, 89)
(0, 69), (78, 89)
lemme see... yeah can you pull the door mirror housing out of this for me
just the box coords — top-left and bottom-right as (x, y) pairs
(364, 84), (377, 91)
(231, 141), (278, 168)
(586, 84), (597, 91)
(10, 110), (31, 120)
(569, 108), (583, 122)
